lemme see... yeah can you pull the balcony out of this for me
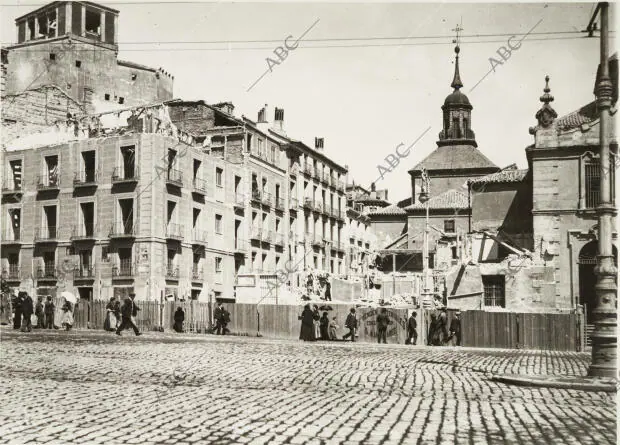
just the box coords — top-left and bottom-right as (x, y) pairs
(37, 263), (57, 280)
(274, 232), (284, 246)
(35, 226), (58, 242)
(71, 224), (96, 240)
(36, 174), (60, 191)
(312, 235), (324, 247)
(289, 164), (300, 176)
(322, 172), (330, 184)
(73, 170), (98, 187)
(2, 265), (20, 280)
(303, 197), (314, 210)
(314, 201), (323, 213)
(250, 227), (262, 241)
(234, 238), (248, 254)
(192, 177), (208, 195)
(303, 164), (313, 176)
(111, 167), (138, 183)
(325, 204), (332, 216)
(109, 222), (136, 238)
(289, 197), (299, 209)
(2, 181), (22, 195)
(274, 196), (284, 211)
(1, 230), (22, 245)
(262, 230), (273, 243)
(192, 229), (208, 245)
(337, 180), (345, 191)
(166, 169), (183, 187)
(74, 266), (95, 280)
(251, 189), (262, 204)
(261, 192), (272, 207)
(329, 176), (336, 188)
(112, 260), (134, 279)
(166, 266), (180, 280)
(192, 266), (203, 281)
(234, 193), (246, 210)
(166, 223), (184, 241)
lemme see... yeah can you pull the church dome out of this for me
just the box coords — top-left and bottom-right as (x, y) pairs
(444, 90), (471, 107)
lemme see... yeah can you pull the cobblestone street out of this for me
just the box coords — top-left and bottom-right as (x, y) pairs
(0, 328), (616, 445)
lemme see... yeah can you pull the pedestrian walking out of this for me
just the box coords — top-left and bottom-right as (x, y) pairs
(406, 311), (418, 345)
(312, 305), (321, 340)
(13, 292), (24, 330)
(60, 301), (74, 331)
(328, 316), (339, 340)
(173, 307), (185, 333)
(319, 312), (330, 340)
(448, 311), (462, 346)
(20, 292), (33, 332)
(44, 296), (55, 329)
(214, 302), (226, 335)
(116, 293), (142, 336)
(299, 304), (315, 341)
(438, 307), (449, 345)
(325, 282), (332, 302)
(376, 308), (390, 344)
(428, 312), (438, 346)
(34, 296), (45, 329)
(342, 308), (357, 342)
(104, 297), (118, 331)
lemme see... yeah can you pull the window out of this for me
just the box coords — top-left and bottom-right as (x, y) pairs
(131, 73), (137, 81)
(118, 97), (125, 105)
(75, 60), (81, 68)
(444, 219), (455, 233)
(85, 8), (101, 36)
(104, 94), (110, 101)
(216, 167), (223, 187)
(257, 139), (264, 157)
(271, 145), (276, 164)
(49, 53), (56, 61)
(483, 275), (505, 307)
(215, 214), (222, 233)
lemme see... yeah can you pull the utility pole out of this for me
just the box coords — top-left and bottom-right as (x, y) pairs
(588, 1), (617, 378)
(419, 169), (432, 306)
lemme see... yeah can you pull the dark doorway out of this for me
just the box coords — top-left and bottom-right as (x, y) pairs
(579, 241), (618, 322)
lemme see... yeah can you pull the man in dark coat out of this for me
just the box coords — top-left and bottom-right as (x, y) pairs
(449, 311), (462, 346)
(376, 308), (389, 344)
(20, 293), (34, 332)
(12, 292), (24, 330)
(324, 282), (332, 301)
(116, 293), (141, 336)
(214, 302), (225, 335)
(406, 312), (417, 345)
(173, 307), (185, 333)
(299, 304), (315, 341)
(44, 296), (56, 329)
(438, 307), (449, 345)
(342, 308), (357, 342)
(35, 296), (45, 329)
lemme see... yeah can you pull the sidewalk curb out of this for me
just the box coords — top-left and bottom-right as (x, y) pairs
(491, 374), (618, 392)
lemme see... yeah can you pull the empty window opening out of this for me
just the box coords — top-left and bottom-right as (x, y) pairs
(215, 214), (223, 233)
(167, 201), (176, 225)
(118, 248), (132, 274)
(215, 257), (222, 273)
(85, 9), (101, 37)
(81, 151), (96, 182)
(118, 199), (134, 234)
(118, 97), (124, 105)
(167, 249), (177, 272)
(75, 60), (81, 68)
(43, 205), (57, 239)
(120, 146), (135, 179)
(193, 159), (201, 180)
(104, 94), (110, 101)
(7, 208), (21, 241)
(80, 202), (95, 237)
(49, 53), (56, 61)
(192, 208), (200, 230)
(216, 167), (223, 187)
(28, 18), (35, 40)
(9, 160), (22, 190)
(234, 175), (241, 195)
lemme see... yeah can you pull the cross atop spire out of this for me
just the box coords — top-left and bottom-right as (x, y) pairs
(452, 22), (464, 48)
(450, 22), (464, 90)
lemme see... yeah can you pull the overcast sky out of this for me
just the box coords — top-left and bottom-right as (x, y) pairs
(1, 1), (616, 203)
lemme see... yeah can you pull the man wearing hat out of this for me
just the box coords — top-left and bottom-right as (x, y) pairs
(449, 311), (462, 346)
(116, 292), (142, 336)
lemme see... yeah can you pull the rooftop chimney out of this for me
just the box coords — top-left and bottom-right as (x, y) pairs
(315, 137), (324, 151)
(257, 104), (268, 123)
(274, 107), (285, 133)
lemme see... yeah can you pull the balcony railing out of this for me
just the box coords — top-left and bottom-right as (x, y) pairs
(325, 204), (332, 215)
(2, 180), (22, 194)
(73, 170), (98, 187)
(274, 233), (284, 246)
(234, 193), (246, 208)
(35, 226), (58, 242)
(261, 192), (272, 207)
(192, 229), (208, 245)
(2, 265), (20, 280)
(110, 222), (135, 237)
(71, 224), (96, 240)
(112, 260), (133, 278)
(192, 266), (203, 280)
(337, 180), (345, 191)
(166, 266), (180, 279)
(74, 266), (95, 279)
(166, 169), (183, 187)
(192, 177), (208, 195)
(251, 189), (262, 203)
(322, 172), (330, 184)
(36, 174), (60, 190)
(314, 201), (323, 212)
(275, 196), (284, 210)
(166, 223), (184, 240)
(112, 167), (138, 183)
(262, 230), (273, 243)
(234, 238), (248, 253)
(250, 227), (262, 240)
(289, 197), (299, 209)
(37, 263), (57, 279)
(329, 176), (336, 188)
(303, 164), (313, 176)
(303, 197), (314, 209)
(312, 234), (324, 247)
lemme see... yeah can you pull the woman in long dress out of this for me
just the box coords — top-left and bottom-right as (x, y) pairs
(104, 297), (117, 331)
(299, 304), (315, 341)
(61, 301), (74, 331)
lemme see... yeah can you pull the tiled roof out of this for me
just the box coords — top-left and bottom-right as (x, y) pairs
(405, 189), (469, 210)
(411, 144), (498, 172)
(555, 101), (598, 132)
(368, 204), (407, 216)
(469, 168), (529, 185)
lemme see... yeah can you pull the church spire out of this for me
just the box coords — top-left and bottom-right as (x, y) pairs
(451, 23), (464, 90)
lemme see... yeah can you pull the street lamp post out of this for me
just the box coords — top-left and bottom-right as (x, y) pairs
(588, 1), (617, 378)
(419, 169), (432, 306)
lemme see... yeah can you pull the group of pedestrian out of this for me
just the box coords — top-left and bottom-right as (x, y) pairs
(11, 292), (74, 332)
(299, 305), (357, 342)
(428, 307), (461, 346)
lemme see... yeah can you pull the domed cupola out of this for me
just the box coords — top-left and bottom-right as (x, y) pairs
(438, 44), (477, 147)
